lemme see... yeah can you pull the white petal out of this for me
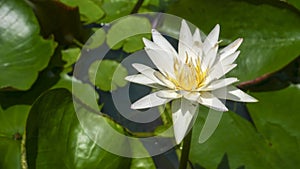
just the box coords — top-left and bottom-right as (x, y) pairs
(220, 51), (240, 66)
(132, 63), (165, 86)
(144, 48), (175, 78)
(219, 38), (243, 60)
(172, 98), (199, 144)
(213, 86), (258, 102)
(198, 92), (228, 112)
(207, 63), (237, 81)
(193, 28), (202, 43)
(131, 90), (172, 109)
(178, 20), (193, 61)
(199, 109), (223, 143)
(151, 29), (177, 56)
(202, 77), (239, 91)
(192, 28), (203, 60)
(183, 92), (200, 102)
(203, 24), (220, 54)
(156, 90), (182, 99)
(143, 37), (161, 50)
(125, 74), (157, 85)
(154, 71), (176, 89)
(202, 44), (218, 70)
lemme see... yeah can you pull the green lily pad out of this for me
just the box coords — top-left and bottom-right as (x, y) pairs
(190, 85), (300, 168)
(25, 89), (131, 169)
(106, 16), (151, 53)
(60, 0), (104, 24)
(0, 105), (30, 169)
(0, 0), (57, 90)
(277, 0), (300, 11)
(61, 48), (81, 68)
(52, 73), (100, 110)
(167, 0), (300, 82)
(130, 157), (156, 169)
(97, 0), (137, 23)
(84, 28), (106, 49)
(89, 60), (128, 91)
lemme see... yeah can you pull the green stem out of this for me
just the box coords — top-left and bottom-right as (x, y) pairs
(179, 129), (193, 169)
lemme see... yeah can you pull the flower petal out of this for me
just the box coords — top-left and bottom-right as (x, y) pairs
(154, 71), (176, 89)
(198, 92), (228, 111)
(220, 51), (240, 66)
(201, 44), (218, 70)
(178, 20), (193, 61)
(131, 90), (172, 109)
(213, 86), (258, 102)
(198, 109), (223, 143)
(207, 63), (237, 81)
(193, 28), (202, 43)
(203, 24), (220, 54)
(151, 29), (177, 56)
(144, 47), (175, 78)
(132, 63), (165, 86)
(219, 38), (243, 60)
(125, 74), (157, 85)
(202, 77), (239, 91)
(184, 92), (200, 102)
(172, 98), (199, 144)
(156, 90), (182, 99)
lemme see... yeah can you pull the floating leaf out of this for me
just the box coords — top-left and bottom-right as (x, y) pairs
(0, 105), (30, 169)
(106, 16), (151, 53)
(89, 60), (128, 91)
(96, 0), (137, 23)
(61, 48), (81, 68)
(84, 28), (106, 49)
(168, 0), (300, 82)
(60, 0), (105, 24)
(190, 85), (300, 168)
(0, 0), (57, 90)
(52, 73), (99, 110)
(25, 89), (131, 169)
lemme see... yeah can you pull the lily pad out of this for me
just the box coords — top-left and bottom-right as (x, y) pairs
(106, 16), (151, 53)
(60, 0), (105, 24)
(61, 48), (81, 68)
(25, 89), (131, 169)
(167, 0), (300, 82)
(89, 60), (128, 91)
(0, 105), (30, 169)
(0, 0), (57, 90)
(97, 0), (137, 23)
(52, 73), (100, 110)
(190, 85), (300, 168)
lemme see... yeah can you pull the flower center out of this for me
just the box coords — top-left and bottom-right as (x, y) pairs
(168, 54), (206, 91)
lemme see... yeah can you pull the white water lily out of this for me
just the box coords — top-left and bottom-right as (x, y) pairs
(125, 20), (257, 144)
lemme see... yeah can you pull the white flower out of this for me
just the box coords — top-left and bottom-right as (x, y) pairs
(125, 20), (257, 144)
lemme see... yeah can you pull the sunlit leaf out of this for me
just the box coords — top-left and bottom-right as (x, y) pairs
(95, 0), (137, 23)
(106, 16), (151, 53)
(61, 48), (81, 68)
(60, 0), (105, 24)
(0, 0), (56, 90)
